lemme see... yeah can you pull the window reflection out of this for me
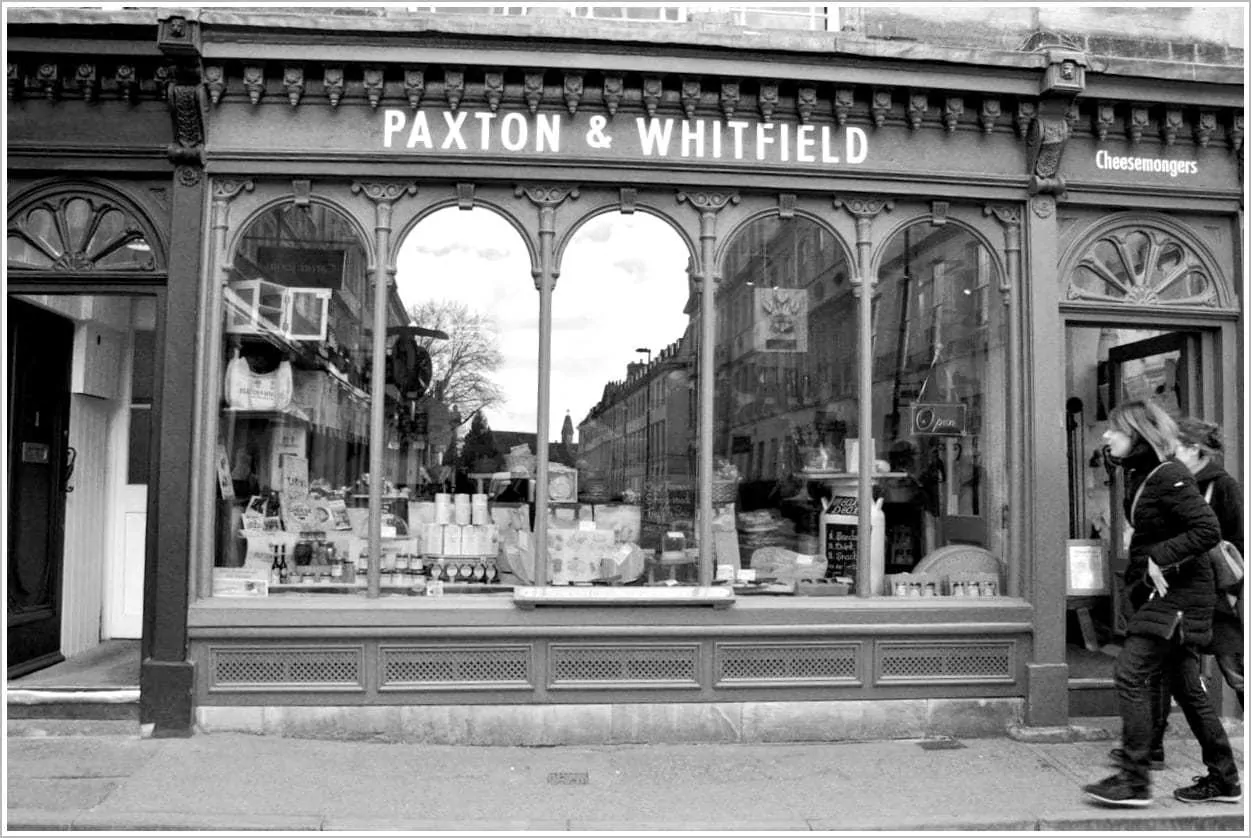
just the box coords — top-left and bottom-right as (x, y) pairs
(873, 222), (1008, 593)
(715, 216), (860, 591)
(215, 202), (373, 595)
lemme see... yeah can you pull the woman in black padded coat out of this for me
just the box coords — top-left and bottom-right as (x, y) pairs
(1082, 400), (1240, 809)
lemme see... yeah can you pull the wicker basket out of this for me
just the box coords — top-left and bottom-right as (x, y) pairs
(710, 480), (738, 505)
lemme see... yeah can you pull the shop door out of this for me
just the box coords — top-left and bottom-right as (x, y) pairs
(1106, 331), (1199, 635)
(7, 298), (75, 676)
(107, 327), (154, 639)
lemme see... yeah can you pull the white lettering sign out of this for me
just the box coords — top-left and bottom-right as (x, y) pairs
(1095, 149), (1198, 177)
(380, 109), (869, 167)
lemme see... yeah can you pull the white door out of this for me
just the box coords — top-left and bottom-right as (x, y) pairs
(105, 316), (154, 639)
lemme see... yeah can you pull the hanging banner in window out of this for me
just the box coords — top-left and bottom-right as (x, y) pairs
(753, 288), (808, 352)
(255, 246), (346, 291)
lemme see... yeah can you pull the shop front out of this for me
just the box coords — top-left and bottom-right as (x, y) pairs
(8, 9), (1242, 741)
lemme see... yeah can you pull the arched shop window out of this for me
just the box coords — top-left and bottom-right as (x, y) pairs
(872, 221), (1009, 585)
(714, 215), (859, 589)
(7, 189), (161, 273)
(215, 200), (373, 592)
(1066, 222), (1224, 308)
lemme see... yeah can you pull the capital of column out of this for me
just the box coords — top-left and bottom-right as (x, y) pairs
(350, 180), (418, 205)
(212, 178), (254, 204)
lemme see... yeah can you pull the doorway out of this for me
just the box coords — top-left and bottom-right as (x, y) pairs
(1063, 324), (1205, 713)
(6, 293), (155, 683)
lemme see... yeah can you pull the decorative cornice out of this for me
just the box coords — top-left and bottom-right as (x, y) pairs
(351, 180), (419, 204)
(515, 184), (579, 207)
(675, 190), (739, 214)
(212, 178), (254, 203)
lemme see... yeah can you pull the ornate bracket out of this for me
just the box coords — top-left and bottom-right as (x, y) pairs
(74, 63), (97, 103)
(364, 66), (386, 109)
(563, 71), (584, 116)
(1194, 110), (1217, 147)
(523, 71), (544, 115)
(202, 65), (224, 106)
(834, 88), (855, 127)
(680, 77), (701, 120)
(758, 81), (779, 122)
(676, 190), (739, 216)
(1161, 108), (1183, 146)
(212, 178), (253, 203)
(404, 68), (425, 109)
(9, 61), (21, 100)
(444, 68), (465, 111)
(516, 185), (580, 290)
(37, 63), (58, 101)
(720, 81), (740, 121)
(1229, 113), (1243, 153)
(484, 70), (504, 113)
(1015, 101), (1038, 139)
(834, 196), (893, 293)
(283, 66), (304, 107)
(642, 76), (663, 119)
(1127, 105), (1149, 145)
(602, 74), (624, 117)
(456, 183), (475, 210)
(619, 187), (638, 215)
(906, 91), (927, 131)
(870, 89), (891, 128)
(778, 193), (797, 219)
(1092, 101), (1115, 141)
(242, 65), (264, 105)
(1025, 114), (1069, 197)
(796, 86), (817, 124)
(943, 96), (963, 133)
(979, 98), (1001, 134)
(324, 67), (345, 108)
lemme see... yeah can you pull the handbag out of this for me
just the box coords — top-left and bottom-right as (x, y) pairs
(1203, 484), (1244, 593)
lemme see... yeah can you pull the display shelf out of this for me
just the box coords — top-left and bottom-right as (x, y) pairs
(222, 406), (312, 423)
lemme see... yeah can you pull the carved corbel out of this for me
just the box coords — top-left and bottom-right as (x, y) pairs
(8, 62), (19, 100)
(834, 88), (855, 127)
(602, 74), (623, 117)
(212, 178), (254, 206)
(719, 81), (740, 121)
(74, 63), (97, 102)
(1092, 101), (1115, 141)
(1161, 108), (1183, 146)
(37, 63), (58, 101)
(202, 65), (224, 106)
(1041, 49), (1087, 96)
(351, 180), (419, 205)
(680, 78), (701, 120)
(523, 71), (544, 115)
(931, 201), (949, 225)
(870, 89), (891, 128)
(906, 91), (927, 131)
(483, 70), (504, 113)
(563, 71), (583, 116)
(404, 68), (425, 109)
(943, 96), (963, 133)
(292, 179), (312, 207)
(779, 193), (797, 219)
(1229, 113), (1243, 153)
(1015, 100), (1037, 139)
(443, 68), (465, 111)
(758, 81), (779, 122)
(364, 66), (387, 109)
(456, 183), (475, 210)
(1194, 110), (1216, 147)
(166, 82), (205, 167)
(642, 76), (662, 119)
(1025, 114), (1069, 197)
(676, 190), (740, 216)
(979, 98), (1001, 134)
(242, 65), (264, 105)
(321, 67), (344, 108)
(796, 86), (817, 124)
(283, 66), (304, 107)
(1127, 105), (1149, 145)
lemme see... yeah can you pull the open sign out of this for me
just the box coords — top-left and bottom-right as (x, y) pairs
(909, 402), (967, 436)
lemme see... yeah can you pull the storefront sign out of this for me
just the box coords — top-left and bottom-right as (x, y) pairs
(1094, 150), (1198, 177)
(753, 288), (808, 351)
(381, 108), (869, 168)
(256, 246), (346, 291)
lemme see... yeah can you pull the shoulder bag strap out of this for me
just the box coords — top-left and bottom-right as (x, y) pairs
(1130, 462), (1170, 528)
(1204, 483), (1214, 505)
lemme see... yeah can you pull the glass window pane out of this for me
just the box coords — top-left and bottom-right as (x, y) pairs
(873, 222), (1008, 594)
(716, 216), (858, 589)
(554, 214), (691, 584)
(127, 406), (151, 485)
(394, 208), (536, 589)
(215, 202), (373, 595)
(130, 330), (156, 403)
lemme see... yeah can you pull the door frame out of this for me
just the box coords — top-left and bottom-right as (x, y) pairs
(5, 284), (167, 658)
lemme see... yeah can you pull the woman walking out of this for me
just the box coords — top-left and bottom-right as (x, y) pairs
(1082, 400), (1241, 808)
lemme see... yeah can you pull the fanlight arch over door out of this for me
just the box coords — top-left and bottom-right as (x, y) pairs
(7, 184), (165, 275)
(1062, 216), (1232, 310)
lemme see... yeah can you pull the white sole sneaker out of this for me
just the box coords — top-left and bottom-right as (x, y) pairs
(1084, 790), (1153, 808)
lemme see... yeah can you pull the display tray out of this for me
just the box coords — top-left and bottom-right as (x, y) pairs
(799, 470), (910, 480)
(729, 580), (797, 595)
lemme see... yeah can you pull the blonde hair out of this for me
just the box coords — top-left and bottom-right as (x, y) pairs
(1107, 399), (1179, 461)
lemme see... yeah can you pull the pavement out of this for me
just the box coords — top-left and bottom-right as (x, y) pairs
(4, 718), (1247, 834)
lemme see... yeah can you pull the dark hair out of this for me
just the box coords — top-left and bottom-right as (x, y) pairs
(1177, 417), (1222, 454)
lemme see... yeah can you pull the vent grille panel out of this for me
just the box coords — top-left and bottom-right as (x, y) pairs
(381, 645), (531, 688)
(717, 642), (860, 684)
(210, 646), (363, 691)
(549, 644), (698, 686)
(876, 641), (1015, 684)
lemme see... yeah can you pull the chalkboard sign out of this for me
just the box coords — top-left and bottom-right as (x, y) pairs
(824, 521), (858, 590)
(826, 496), (858, 516)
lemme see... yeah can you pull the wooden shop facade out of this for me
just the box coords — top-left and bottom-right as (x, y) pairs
(6, 7), (1243, 739)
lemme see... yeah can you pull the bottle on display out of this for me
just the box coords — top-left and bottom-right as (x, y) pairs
(270, 545), (282, 586)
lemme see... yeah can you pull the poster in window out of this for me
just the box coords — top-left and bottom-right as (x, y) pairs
(753, 288), (808, 352)
(1066, 539), (1108, 596)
